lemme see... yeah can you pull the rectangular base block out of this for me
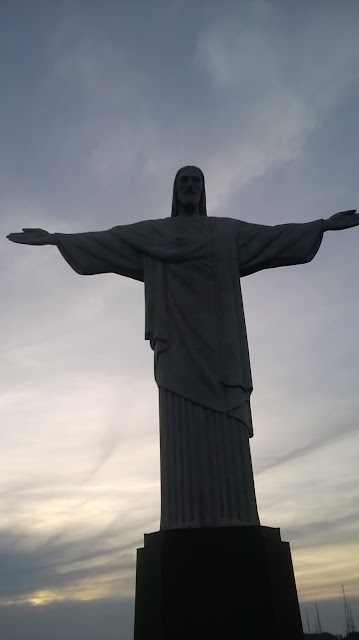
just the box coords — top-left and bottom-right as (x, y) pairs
(134, 526), (303, 640)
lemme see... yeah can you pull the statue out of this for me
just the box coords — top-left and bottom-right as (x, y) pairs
(7, 166), (359, 531)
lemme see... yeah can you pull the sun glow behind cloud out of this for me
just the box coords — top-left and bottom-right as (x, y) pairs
(2, 585), (110, 608)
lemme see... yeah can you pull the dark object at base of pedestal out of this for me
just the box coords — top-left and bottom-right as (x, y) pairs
(134, 525), (303, 640)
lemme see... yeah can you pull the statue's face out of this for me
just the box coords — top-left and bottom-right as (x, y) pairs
(176, 166), (203, 213)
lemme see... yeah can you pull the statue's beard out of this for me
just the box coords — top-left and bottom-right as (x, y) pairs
(171, 190), (207, 217)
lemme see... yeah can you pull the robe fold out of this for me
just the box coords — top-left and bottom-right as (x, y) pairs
(55, 216), (324, 438)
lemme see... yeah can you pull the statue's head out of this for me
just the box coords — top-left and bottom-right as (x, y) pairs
(171, 166), (207, 217)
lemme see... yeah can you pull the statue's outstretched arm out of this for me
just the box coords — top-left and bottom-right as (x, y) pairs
(238, 209), (358, 278)
(7, 226), (144, 281)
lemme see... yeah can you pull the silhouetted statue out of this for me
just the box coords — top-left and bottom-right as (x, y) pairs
(7, 166), (359, 529)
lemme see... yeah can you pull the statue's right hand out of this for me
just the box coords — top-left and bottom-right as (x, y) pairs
(6, 228), (55, 245)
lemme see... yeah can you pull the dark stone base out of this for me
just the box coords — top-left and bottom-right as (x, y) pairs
(134, 526), (304, 640)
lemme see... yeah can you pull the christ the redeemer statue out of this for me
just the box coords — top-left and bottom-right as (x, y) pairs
(7, 166), (359, 530)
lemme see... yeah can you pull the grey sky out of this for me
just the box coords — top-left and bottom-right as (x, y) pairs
(1, 1), (358, 637)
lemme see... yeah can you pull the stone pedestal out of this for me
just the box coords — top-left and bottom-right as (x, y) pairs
(134, 526), (303, 640)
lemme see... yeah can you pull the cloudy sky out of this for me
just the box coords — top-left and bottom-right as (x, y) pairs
(1, 1), (359, 637)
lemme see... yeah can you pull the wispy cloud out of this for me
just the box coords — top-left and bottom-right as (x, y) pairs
(256, 421), (359, 476)
(0, 527), (136, 603)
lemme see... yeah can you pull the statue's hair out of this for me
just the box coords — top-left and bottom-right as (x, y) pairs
(171, 166), (207, 217)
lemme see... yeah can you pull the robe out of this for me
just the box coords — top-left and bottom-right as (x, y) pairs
(55, 216), (324, 528)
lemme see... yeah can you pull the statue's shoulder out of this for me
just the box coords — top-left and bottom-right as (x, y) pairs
(211, 216), (249, 229)
(211, 216), (247, 223)
(141, 217), (172, 228)
(125, 218), (170, 232)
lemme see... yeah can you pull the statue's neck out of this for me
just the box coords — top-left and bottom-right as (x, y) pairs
(177, 203), (200, 217)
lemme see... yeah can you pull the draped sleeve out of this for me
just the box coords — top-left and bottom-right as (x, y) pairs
(237, 219), (324, 277)
(54, 226), (145, 281)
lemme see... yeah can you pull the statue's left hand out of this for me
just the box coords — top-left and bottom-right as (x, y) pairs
(323, 210), (359, 231)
